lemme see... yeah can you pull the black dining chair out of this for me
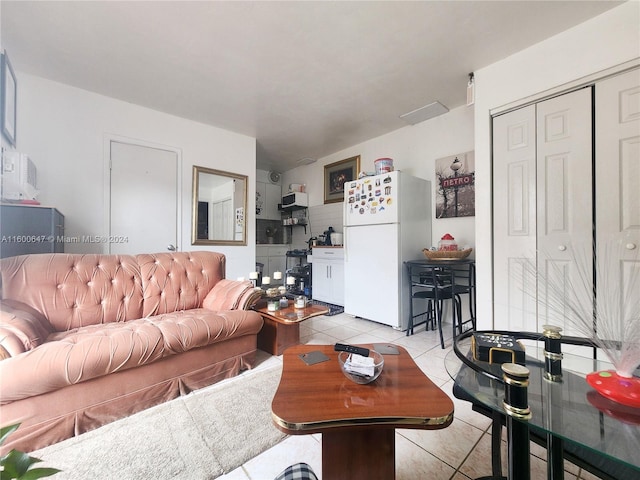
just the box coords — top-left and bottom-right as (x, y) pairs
(407, 263), (456, 348)
(448, 262), (476, 337)
(406, 261), (476, 348)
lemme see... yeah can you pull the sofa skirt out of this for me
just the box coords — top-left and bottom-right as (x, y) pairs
(1, 334), (258, 454)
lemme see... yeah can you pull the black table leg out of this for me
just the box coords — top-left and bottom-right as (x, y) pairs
(502, 363), (531, 480)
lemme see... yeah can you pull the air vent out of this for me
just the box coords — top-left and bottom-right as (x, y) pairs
(297, 157), (317, 166)
(400, 101), (449, 125)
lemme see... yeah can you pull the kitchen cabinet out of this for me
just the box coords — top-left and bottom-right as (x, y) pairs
(0, 204), (65, 258)
(312, 247), (344, 306)
(256, 182), (281, 220)
(256, 245), (288, 279)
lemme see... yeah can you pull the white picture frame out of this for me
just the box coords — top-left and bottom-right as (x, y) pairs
(1, 50), (17, 147)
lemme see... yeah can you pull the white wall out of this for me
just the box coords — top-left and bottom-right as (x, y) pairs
(13, 73), (257, 280)
(283, 105), (476, 250)
(474, 1), (640, 329)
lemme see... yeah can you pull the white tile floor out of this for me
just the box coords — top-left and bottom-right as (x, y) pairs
(219, 313), (603, 480)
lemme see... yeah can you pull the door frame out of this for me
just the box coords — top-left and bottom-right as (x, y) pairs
(103, 134), (183, 254)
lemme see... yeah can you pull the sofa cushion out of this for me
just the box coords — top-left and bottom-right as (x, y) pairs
(0, 319), (164, 403)
(202, 279), (255, 311)
(146, 308), (263, 354)
(138, 252), (225, 317)
(0, 254), (144, 331)
(0, 308), (263, 403)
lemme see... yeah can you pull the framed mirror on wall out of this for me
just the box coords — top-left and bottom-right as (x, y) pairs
(191, 166), (248, 246)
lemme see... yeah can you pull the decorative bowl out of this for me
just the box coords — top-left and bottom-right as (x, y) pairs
(338, 349), (384, 384)
(422, 248), (473, 260)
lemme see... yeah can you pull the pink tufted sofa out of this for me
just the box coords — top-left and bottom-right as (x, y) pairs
(0, 251), (263, 453)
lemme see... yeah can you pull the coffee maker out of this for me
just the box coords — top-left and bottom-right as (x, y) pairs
(320, 227), (335, 246)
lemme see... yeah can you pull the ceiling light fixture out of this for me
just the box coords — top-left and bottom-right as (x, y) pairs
(399, 101), (449, 125)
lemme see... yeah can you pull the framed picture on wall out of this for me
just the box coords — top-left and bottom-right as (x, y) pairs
(1, 50), (17, 147)
(324, 155), (360, 204)
(435, 151), (475, 218)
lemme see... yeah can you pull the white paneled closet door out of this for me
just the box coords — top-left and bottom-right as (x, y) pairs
(492, 105), (538, 332)
(536, 88), (593, 336)
(492, 88), (593, 333)
(595, 69), (640, 343)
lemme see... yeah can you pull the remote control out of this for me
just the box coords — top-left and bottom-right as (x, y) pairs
(334, 343), (370, 357)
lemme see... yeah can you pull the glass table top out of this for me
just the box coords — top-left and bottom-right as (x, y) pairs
(445, 334), (640, 471)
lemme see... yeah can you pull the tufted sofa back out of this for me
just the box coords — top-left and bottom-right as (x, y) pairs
(0, 251), (225, 332)
(137, 251), (225, 317)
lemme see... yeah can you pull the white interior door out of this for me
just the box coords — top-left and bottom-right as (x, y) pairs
(211, 198), (232, 240)
(109, 141), (179, 255)
(493, 88), (593, 333)
(536, 88), (593, 335)
(595, 68), (640, 344)
(492, 105), (538, 332)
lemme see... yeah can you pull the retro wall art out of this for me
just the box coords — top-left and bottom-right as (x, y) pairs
(435, 151), (475, 218)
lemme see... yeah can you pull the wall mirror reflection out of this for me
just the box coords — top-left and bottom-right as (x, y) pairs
(191, 166), (247, 246)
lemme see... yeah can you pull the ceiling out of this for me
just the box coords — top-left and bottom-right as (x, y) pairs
(1, 1), (621, 173)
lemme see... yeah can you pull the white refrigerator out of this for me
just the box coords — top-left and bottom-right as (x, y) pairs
(343, 170), (431, 330)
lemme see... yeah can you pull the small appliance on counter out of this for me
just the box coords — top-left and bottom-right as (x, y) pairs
(330, 232), (343, 246)
(319, 226), (335, 246)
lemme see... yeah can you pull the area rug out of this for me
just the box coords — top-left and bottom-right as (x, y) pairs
(312, 300), (344, 316)
(32, 366), (286, 479)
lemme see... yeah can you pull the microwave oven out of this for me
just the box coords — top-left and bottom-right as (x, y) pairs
(282, 192), (308, 208)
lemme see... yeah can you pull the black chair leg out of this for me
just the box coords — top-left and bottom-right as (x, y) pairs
(436, 299), (445, 348)
(427, 299), (434, 331)
(452, 296), (463, 339)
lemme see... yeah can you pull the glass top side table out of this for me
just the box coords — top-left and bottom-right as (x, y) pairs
(445, 331), (640, 479)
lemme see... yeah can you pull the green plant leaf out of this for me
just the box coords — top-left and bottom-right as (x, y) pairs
(20, 467), (61, 480)
(0, 424), (61, 479)
(1, 449), (33, 478)
(0, 424), (20, 446)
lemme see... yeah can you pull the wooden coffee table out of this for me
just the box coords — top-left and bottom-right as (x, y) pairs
(271, 344), (454, 479)
(254, 300), (329, 355)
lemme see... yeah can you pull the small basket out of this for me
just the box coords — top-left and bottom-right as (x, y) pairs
(422, 248), (473, 260)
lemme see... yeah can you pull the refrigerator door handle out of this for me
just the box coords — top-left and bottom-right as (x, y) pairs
(344, 228), (348, 263)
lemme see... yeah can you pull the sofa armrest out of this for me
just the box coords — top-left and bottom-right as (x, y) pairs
(0, 300), (53, 355)
(0, 328), (26, 358)
(202, 280), (257, 311)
